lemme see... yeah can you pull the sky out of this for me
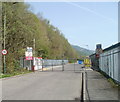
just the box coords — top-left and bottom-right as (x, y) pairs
(26, 2), (118, 50)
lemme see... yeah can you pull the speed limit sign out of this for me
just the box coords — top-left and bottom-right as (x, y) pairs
(2, 49), (8, 55)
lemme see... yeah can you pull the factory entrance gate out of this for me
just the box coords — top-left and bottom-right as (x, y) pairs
(41, 59), (83, 72)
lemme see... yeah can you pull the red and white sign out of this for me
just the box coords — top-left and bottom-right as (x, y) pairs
(25, 56), (33, 60)
(2, 49), (8, 55)
(37, 57), (42, 59)
(25, 47), (33, 60)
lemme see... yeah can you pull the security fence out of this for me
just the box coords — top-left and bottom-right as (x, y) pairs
(20, 57), (69, 71)
(20, 57), (33, 70)
(42, 59), (68, 67)
(20, 58), (83, 72)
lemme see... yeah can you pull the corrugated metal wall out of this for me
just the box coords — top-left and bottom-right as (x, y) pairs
(99, 44), (120, 83)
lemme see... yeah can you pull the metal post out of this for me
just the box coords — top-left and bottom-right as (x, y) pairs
(32, 39), (35, 72)
(62, 55), (64, 71)
(30, 60), (31, 71)
(3, 5), (6, 73)
(62, 60), (64, 71)
(33, 38), (35, 56)
(52, 63), (53, 71)
(42, 59), (43, 71)
(74, 60), (75, 72)
(0, 2), (2, 74)
(23, 57), (24, 68)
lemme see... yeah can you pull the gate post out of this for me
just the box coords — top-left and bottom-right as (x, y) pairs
(62, 60), (64, 71)
(74, 60), (75, 72)
(52, 63), (53, 71)
(42, 59), (43, 71)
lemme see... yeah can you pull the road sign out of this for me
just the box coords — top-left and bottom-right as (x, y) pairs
(2, 49), (8, 55)
(25, 47), (33, 60)
(25, 52), (33, 57)
(25, 56), (33, 60)
(37, 57), (42, 59)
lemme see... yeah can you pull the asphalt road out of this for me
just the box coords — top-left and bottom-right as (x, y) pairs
(2, 63), (83, 100)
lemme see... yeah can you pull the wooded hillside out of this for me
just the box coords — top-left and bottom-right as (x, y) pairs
(2, 2), (79, 73)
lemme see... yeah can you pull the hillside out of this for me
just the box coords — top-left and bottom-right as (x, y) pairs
(2, 2), (79, 73)
(72, 45), (94, 56)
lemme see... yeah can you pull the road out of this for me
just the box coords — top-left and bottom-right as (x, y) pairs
(2, 64), (83, 100)
(2, 63), (118, 101)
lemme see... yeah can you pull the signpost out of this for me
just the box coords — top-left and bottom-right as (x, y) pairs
(25, 47), (33, 60)
(2, 49), (8, 73)
(25, 47), (33, 71)
(25, 51), (33, 60)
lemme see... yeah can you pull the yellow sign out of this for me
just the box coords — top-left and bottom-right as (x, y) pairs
(83, 57), (91, 67)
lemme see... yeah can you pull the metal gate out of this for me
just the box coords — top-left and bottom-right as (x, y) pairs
(20, 57), (33, 70)
(41, 59), (84, 72)
(20, 58), (84, 72)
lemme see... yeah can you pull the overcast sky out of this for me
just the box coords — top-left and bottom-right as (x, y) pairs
(26, 2), (118, 50)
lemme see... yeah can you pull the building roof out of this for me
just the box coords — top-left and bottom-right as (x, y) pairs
(89, 42), (120, 57)
(103, 42), (120, 52)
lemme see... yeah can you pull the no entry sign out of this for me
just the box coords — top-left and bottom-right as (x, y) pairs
(2, 49), (8, 55)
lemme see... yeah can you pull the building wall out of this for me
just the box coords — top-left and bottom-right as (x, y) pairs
(99, 44), (120, 83)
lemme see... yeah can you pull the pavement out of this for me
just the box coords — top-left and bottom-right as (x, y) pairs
(84, 67), (119, 101)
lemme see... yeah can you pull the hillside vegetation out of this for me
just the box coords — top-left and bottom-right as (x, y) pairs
(72, 45), (94, 56)
(1, 2), (79, 73)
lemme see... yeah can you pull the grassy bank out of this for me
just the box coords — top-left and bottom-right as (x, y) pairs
(98, 70), (120, 88)
(108, 78), (120, 88)
(0, 70), (33, 79)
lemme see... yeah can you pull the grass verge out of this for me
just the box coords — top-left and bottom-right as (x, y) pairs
(108, 78), (120, 88)
(0, 70), (33, 79)
(98, 70), (120, 88)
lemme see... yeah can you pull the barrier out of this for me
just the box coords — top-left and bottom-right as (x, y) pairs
(83, 57), (91, 67)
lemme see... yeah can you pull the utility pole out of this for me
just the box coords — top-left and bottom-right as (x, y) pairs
(0, 2), (2, 74)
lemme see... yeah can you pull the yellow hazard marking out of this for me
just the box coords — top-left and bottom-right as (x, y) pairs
(39, 67), (51, 71)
